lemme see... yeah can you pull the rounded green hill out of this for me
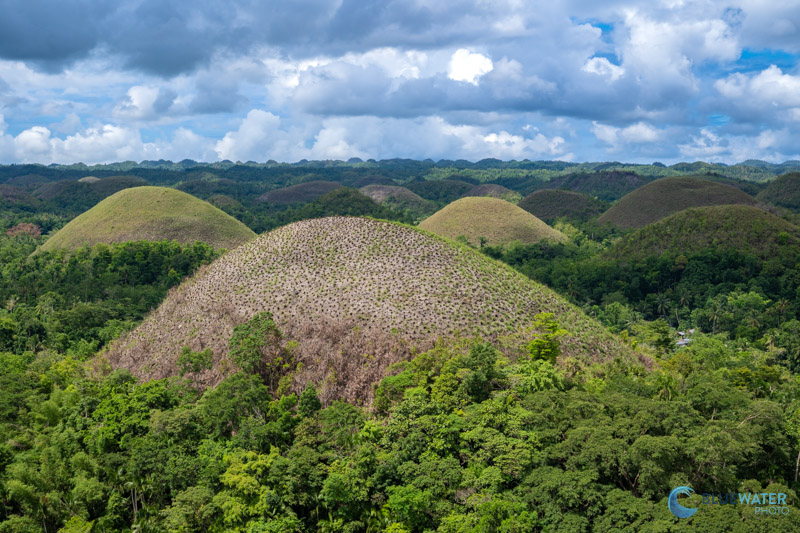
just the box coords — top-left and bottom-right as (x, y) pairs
(40, 187), (256, 252)
(108, 216), (641, 401)
(609, 205), (800, 261)
(757, 173), (800, 211)
(518, 189), (605, 222)
(419, 197), (566, 246)
(598, 176), (759, 229)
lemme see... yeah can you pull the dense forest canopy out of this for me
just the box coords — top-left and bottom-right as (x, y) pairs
(1, 159), (800, 531)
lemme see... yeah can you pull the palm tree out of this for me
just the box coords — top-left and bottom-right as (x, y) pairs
(710, 296), (726, 334)
(655, 293), (670, 320)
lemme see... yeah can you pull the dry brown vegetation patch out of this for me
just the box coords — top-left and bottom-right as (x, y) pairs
(108, 217), (640, 403)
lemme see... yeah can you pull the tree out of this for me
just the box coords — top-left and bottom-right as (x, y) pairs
(526, 313), (567, 363)
(298, 385), (322, 418)
(177, 346), (213, 376)
(228, 312), (292, 392)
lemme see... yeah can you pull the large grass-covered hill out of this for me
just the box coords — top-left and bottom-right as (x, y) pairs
(419, 197), (566, 246)
(108, 217), (641, 401)
(518, 189), (605, 222)
(598, 176), (760, 229)
(609, 204), (800, 261)
(40, 186), (256, 252)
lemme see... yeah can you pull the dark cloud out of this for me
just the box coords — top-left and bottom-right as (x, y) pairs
(0, 0), (112, 71)
(0, 0), (529, 76)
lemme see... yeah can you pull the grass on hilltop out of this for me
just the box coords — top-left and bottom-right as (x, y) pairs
(598, 176), (760, 229)
(419, 196), (566, 247)
(40, 186), (256, 252)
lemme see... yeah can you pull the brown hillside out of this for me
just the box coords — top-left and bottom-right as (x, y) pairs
(598, 177), (759, 229)
(108, 217), (642, 403)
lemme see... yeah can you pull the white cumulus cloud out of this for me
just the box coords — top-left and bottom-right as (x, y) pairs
(592, 121), (661, 149)
(716, 65), (800, 108)
(582, 57), (624, 82)
(447, 49), (493, 85)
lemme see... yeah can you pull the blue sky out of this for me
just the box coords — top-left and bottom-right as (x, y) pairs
(0, 0), (798, 165)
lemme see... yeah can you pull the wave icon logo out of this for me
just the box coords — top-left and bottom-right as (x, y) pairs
(668, 486), (698, 518)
